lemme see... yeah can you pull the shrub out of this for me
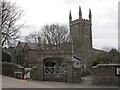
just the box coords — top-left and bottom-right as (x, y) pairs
(2, 50), (11, 62)
(81, 70), (91, 77)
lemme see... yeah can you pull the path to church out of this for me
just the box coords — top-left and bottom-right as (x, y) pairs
(2, 75), (118, 88)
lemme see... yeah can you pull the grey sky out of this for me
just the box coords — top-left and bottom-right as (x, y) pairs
(63, 0), (85, 4)
(11, 0), (119, 50)
(118, 1), (120, 50)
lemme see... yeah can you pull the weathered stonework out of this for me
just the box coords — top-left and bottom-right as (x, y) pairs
(2, 62), (24, 78)
(10, 7), (106, 83)
(92, 64), (120, 85)
(69, 8), (101, 71)
(35, 62), (44, 81)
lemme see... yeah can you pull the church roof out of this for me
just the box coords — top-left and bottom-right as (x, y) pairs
(17, 41), (26, 48)
(27, 43), (39, 50)
(14, 41), (26, 51)
(20, 42), (26, 47)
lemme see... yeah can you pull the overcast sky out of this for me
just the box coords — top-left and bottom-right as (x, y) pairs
(11, 0), (119, 50)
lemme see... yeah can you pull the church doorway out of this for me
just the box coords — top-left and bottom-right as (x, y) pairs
(43, 57), (67, 82)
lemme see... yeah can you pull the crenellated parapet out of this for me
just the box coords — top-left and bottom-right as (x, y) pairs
(69, 6), (92, 26)
(69, 6), (93, 49)
(70, 18), (91, 26)
(39, 42), (73, 51)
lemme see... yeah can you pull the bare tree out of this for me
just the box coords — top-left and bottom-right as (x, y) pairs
(0, 0), (24, 47)
(41, 24), (69, 45)
(25, 32), (41, 43)
(102, 46), (114, 52)
(92, 47), (119, 66)
(24, 24), (69, 48)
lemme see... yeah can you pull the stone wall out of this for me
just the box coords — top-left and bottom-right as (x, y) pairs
(72, 68), (81, 83)
(92, 64), (120, 85)
(2, 62), (24, 78)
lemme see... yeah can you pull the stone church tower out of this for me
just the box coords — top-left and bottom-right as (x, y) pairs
(69, 6), (94, 70)
(69, 6), (92, 50)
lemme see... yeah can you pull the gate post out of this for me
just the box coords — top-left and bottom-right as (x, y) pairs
(67, 62), (73, 82)
(35, 61), (43, 81)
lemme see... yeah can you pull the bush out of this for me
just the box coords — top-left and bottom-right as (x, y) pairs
(81, 70), (91, 77)
(92, 57), (106, 66)
(2, 50), (11, 62)
(92, 48), (119, 66)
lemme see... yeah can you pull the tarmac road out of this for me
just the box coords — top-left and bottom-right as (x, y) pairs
(2, 75), (118, 88)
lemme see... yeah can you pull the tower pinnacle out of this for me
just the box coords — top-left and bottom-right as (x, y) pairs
(69, 10), (72, 23)
(79, 6), (82, 18)
(89, 9), (92, 22)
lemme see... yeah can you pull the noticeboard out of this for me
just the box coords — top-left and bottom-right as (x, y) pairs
(14, 72), (23, 79)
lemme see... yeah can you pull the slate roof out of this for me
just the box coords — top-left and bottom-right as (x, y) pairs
(27, 43), (39, 50)
(73, 55), (81, 61)
(20, 42), (26, 47)
(14, 41), (26, 51)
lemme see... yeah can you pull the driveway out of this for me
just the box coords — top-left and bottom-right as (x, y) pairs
(2, 75), (118, 88)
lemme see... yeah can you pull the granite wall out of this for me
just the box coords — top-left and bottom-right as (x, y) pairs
(92, 64), (120, 85)
(2, 62), (24, 78)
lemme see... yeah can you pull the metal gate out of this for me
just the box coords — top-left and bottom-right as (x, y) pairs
(43, 66), (67, 82)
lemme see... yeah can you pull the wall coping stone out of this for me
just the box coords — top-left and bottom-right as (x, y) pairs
(92, 64), (120, 69)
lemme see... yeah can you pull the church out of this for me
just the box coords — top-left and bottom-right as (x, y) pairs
(11, 7), (103, 82)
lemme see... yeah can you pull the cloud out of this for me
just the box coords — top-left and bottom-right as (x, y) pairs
(90, 0), (118, 49)
(19, 25), (40, 36)
(63, 0), (85, 4)
(11, 0), (119, 49)
(118, 1), (120, 49)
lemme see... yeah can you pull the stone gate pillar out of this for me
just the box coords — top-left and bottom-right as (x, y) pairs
(37, 61), (43, 80)
(33, 61), (43, 80)
(67, 61), (73, 82)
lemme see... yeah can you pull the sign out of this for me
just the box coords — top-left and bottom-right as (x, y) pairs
(15, 72), (22, 74)
(24, 68), (32, 79)
(14, 72), (22, 79)
(26, 71), (31, 78)
(116, 67), (120, 75)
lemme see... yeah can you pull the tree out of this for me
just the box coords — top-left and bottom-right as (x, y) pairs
(0, 0), (23, 47)
(41, 24), (69, 45)
(92, 47), (120, 66)
(24, 32), (41, 43)
(24, 24), (70, 47)
(102, 46), (113, 52)
(109, 48), (120, 63)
